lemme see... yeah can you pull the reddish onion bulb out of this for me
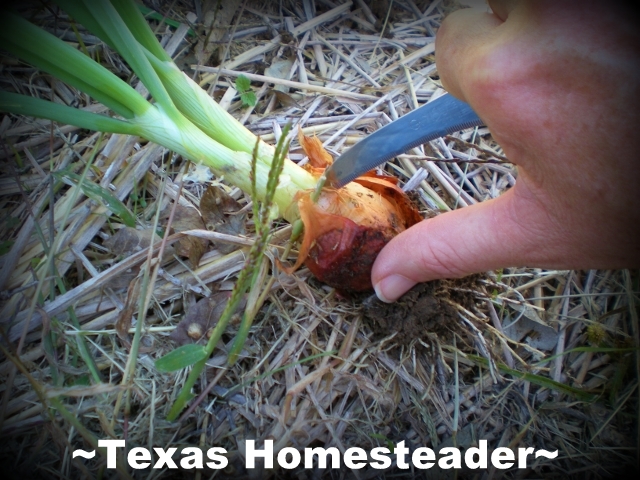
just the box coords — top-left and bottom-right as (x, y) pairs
(284, 133), (422, 292)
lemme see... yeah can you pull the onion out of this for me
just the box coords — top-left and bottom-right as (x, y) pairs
(287, 133), (422, 292)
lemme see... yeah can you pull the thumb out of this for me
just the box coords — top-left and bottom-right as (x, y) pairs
(371, 186), (549, 302)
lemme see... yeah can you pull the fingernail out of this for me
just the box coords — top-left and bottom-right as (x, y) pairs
(373, 275), (416, 303)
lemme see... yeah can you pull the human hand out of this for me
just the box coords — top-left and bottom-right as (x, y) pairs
(372, 0), (640, 302)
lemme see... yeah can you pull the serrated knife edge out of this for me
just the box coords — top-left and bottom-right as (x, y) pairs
(325, 94), (483, 188)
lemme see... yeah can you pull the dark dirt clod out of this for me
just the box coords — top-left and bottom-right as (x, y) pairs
(362, 275), (482, 344)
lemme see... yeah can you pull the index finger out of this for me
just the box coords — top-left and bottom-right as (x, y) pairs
(434, 6), (503, 101)
(488, 0), (519, 21)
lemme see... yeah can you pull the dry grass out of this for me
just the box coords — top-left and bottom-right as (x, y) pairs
(0, 1), (638, 478)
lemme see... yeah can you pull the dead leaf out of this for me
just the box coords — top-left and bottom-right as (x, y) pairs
(200, 185), (246, 254)
(184, 163), (214, 183)
(503, 315), (559, 351)
(170, 205), (208, 268)
(103, 269), (138, 290)
(103, 228), (172, 288)
(264, 58), (294, 93)
(273, 91), (301, 109)
(169, 292), (246, 346)
(200, 185), (241, 220)
(104, 227), (162, 256)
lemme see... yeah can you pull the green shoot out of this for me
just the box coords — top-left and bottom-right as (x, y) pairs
(155, 344), (208, 372)
(236, 74), (257, 107)
(52, 169), (136, 227)
(163, 125), (291, 420)
(468, 354), (596, 402)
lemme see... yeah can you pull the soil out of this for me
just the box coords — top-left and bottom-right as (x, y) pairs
(361, 275), (482, 344)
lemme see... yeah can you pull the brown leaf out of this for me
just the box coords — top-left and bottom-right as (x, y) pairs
(200, 185), (246, 254)
(170, 205), (208, 268)
(265, 59), (294, 92)
(103, 228), (174, 275)
(103, 227), (161, 256)
(274, 91), (301, 108)
(103, 270), (138, 291)
(169, 292), (246, 346)
(200, 185), (242, 222)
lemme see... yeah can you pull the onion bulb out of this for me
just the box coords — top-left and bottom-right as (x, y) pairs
(285, 133), (423, 292)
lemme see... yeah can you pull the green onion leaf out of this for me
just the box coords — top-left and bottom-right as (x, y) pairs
(0, 12), (147, 119)
(0, 92), (137, 135)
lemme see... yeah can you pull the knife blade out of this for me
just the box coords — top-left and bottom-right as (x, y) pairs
(324, 94), (483, 188)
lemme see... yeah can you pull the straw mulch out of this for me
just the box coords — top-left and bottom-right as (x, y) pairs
(0, 1), (638, 478)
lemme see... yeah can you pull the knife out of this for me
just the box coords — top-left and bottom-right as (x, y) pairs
(324, 94), (483, 188)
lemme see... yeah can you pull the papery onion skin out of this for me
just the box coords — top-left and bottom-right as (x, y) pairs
(289, 133), (423, 293)
(292, 177), (422, 293)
